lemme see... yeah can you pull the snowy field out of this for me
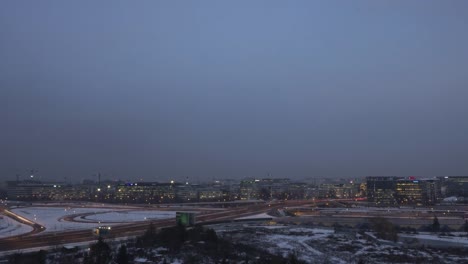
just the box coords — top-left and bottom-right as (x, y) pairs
(0, 215), (33, 238)
(235, 212), (274, 220)
(81, 210), (175, 223)
(213, 224), (468, 264)
(5, 206), (178, 237)
(11, 207), (120, 234)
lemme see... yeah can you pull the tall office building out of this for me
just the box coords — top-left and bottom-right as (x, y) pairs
(438, 176), (468, 198)
(366, 176), (402, 206)
(395, 179), (431, 205)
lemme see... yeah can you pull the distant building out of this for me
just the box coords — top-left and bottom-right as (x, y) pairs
(317, 183), (361, 199)
(239, 179), (260, 200)
(175, 185), (198, 202)
(394, 179), (440, 205)
(240, 178), (290, 200)
(6, 180), (70, 201)
(366, 176), (402, 206)
(438, 176), (468, 198)
(288, 182), (307, 199)
(198, 187), (225, 201)
(115, 182), (178, 203)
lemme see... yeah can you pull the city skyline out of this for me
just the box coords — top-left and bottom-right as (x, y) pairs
(2, 1), (468, 181)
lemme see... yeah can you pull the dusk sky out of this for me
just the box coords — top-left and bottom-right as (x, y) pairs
(2, 1), (468, 182)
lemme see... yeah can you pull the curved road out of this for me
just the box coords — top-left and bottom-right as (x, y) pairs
(0, 207), (45, 237)
(0, 201), (296, 252)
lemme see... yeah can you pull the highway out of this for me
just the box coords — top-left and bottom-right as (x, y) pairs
(0, 201), (293, 252)
(2, 199), (467, 253)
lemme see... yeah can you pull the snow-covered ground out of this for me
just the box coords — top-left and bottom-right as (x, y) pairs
(0, 215), (33, 238)
(212, 223), (468, 264)
(11, 207), (119, 233)
(82, 210), (175, 223)
(243, 227), (347, 263)
(5, 206), (178, 237)
(399, 232), (468, 248)
(235, 212), (275, 220)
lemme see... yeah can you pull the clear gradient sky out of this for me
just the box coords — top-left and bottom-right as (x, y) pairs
(1, 1), (468, 182)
